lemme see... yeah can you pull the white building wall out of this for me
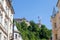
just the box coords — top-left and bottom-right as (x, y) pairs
(0, 0), (14, 40)
(0, 29), (7, 40)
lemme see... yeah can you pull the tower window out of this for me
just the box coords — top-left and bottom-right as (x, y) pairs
(55, 34), (57, 40)
(15, 34), (17, 39)
(54, 23), (56, 28)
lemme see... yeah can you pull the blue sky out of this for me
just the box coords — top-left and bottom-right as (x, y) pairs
(12, 0), (58, 29)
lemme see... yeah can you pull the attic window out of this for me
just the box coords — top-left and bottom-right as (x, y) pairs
(15, 34), (17, 39)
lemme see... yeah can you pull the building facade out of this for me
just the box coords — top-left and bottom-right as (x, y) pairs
(0, 0), (14, 40)
(51, 0), (60, 40)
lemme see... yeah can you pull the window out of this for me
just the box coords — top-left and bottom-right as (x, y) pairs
(19, 35), (20, 38)
(10, 14), (13, 21)
(10, 14), (12, 18)
(5, 6), (9, 15)
(54, 23), (56, 28)
(4, 36), (6, 40)
(0, 33), (1, 40)
(5, 20), (8, 31)
(55, 34), (57, 40)
(0, 11), (2, 24)
(59, 17), (60, 24)
(15, 34), (17, 39)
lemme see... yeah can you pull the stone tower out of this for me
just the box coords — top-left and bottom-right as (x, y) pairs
(51, 0), (60, 40)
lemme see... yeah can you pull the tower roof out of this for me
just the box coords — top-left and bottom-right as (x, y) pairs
(14, 25), (19, 33)
(56, 0), (60, 7)
(51, 7), (56, 18)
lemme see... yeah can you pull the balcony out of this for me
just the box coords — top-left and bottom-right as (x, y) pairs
(0, 23), (8, 36)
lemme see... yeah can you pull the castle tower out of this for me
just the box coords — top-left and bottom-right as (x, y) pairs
(51, 0), (60, 40)
(38, 16), (41, 28)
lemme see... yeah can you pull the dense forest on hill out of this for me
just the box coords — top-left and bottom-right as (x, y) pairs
(15, 21), (52, 40)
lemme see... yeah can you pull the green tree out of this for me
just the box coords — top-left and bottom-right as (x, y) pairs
(39, 25), (52, 39)
(15, 20), (52, 40)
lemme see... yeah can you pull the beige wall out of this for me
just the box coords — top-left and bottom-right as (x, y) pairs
(51, 11), (60, 40)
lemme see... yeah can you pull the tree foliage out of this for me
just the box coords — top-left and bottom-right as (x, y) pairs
(15, 20), (52, 40)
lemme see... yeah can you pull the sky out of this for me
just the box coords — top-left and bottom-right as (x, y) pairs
(12, 0), (58, 29)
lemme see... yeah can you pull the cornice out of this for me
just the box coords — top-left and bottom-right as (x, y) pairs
(6, 0), (14, 14)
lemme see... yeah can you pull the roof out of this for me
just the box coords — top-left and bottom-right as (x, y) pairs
(14, 25), (19, 33)
(56, 0), (60, 7)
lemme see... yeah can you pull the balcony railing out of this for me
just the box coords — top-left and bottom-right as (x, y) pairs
(0, 23), (8, 36)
